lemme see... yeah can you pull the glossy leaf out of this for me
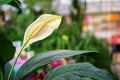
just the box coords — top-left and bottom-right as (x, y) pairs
(15, 50), (96, 80)
(0, 36), (15, 70)
(44, 63), (114, 80)
(23, 14), (62, 48)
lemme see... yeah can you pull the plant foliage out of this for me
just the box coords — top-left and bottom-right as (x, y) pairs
(0, 36), (15, 71)
(44, 62), (114, 80)
(15, 50), (96, 80)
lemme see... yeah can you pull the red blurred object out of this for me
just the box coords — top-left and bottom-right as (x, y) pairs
(51, 61), (61, 68)
(40, 71), (47, 80)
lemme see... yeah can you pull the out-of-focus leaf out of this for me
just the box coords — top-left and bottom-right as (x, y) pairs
(0, 67), (3, 80)
(0, 36), (15, 71)
(0, 0), (21, 13)
(23, 14), (62, 49)
(8, 0), (22, 13)
(83, 35), (111, 71)
(0, 0), (12, 5)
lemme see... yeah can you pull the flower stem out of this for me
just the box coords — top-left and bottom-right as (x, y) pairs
(7, 45), (24, 80)
(7, 39), (29, 80)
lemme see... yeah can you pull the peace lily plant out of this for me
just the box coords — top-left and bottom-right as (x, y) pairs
(0, 14), (116, 80)
(8, 14), (62, 80)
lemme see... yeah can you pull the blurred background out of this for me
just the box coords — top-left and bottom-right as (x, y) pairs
(0, 0), (120, 79)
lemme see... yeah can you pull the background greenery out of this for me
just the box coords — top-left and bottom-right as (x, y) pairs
(0, 0), (111, 70)
(0, 0), (117, 79)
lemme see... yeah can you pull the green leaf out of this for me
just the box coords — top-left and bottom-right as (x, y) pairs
(66, 77), (91, 80)
(87, 51), (111, 71)
(0, 36), (15, 71)
(0, 0), (12, 5)
(4, 62), (15, 80)
(44, 63), (114, 80)
(49, 76), (91, 80)
(15, 50), (96, 80)
(83, 35), (111, 71)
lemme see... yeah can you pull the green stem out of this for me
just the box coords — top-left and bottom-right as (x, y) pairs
(7, 46), (24, 80)
(7, 39), (30, 80)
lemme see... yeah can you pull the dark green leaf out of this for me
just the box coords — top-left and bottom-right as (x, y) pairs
(15, 50), (96, 80)
(44, 63), (114, 80)
(85, 35), (111, 71)
(87, 51), (111, 71)
(0, 36), (15, 71)
(74, 35), (111, 71)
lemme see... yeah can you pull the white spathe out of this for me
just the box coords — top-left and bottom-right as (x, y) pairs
(23, 14), (62, 48)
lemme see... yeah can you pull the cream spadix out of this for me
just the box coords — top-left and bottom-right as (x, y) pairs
(23, 14), (62, 48)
